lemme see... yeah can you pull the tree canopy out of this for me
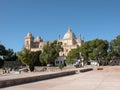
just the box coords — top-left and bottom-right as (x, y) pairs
(17, 48), (32, 66)
(17, 48), (42, 71)
(110, 35), (120, 59)
(0, 44), (6, 60)
(80, 39), (109, 65)
(0, 44), (17, 67)
(40, 41), (62, 66)
(3, 48), (17, 61)
(66, 48), (80, 64)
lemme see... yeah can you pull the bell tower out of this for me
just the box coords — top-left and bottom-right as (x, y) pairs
(24, 32), (34, 50)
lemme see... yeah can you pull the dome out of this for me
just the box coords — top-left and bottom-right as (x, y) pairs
(63, 28), (76, 40)
(27, 32), (32, 37)
(25, 32), (34, 39)
(36, 36), (42, 42)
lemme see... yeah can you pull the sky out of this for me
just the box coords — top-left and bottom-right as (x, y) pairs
(0, 0), (120, 52)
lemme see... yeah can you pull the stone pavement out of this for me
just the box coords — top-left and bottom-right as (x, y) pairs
(1, 70), (120, 90)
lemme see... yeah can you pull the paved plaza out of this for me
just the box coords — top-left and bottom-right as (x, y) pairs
(1, 69), (120, 90)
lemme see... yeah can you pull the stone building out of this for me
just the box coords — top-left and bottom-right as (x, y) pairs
(58, 28), (83, 56)
(24, 32), (45, 51)
(24, 28), (84, 66)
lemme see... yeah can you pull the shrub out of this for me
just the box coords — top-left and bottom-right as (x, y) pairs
(59, 64), (64, 70)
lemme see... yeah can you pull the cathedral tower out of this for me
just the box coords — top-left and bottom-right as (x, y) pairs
(24, 32), (34, 49)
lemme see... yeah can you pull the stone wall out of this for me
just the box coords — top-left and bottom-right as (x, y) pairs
(34, 66), (76, 72)
(0, 70), (77, 88)
(0, 67), (93, 88)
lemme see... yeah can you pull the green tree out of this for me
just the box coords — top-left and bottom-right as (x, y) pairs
(40, 41), (62, 66)
(0, 44), (6, 60)
(32, 50), (42, 66)
(80, 39), (109, 65)
(91, 39), (108, 65)
(3, 49), (17, 61)
(29, 50), (42, 71)
(79, 41), (90, 63)
(59, 64), (64, 70)
(66, 48), (80, 64)
(18, 49), (42, 71)
(110, 35), (120, 60)
(0, 44), (6, 67)
(0, 44), (19, 68)
(17, 48), (32, 66)
(40, 42), (52, 65)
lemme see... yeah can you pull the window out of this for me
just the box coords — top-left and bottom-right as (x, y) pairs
(56, 61), (59, 64)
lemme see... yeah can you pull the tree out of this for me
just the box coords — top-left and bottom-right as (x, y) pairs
(18, 48), (42, 71)
(0, 44), (6, 67)
(91, 39), (108, 65)
(17, 48), (32, 66)
(3, 49), (17, 61)
(0, 44), (19, 68)
(0, 44), (6, 60)
(80, 39), (109, 65)
(66, 48), (80, 64)
(40, 41), (62, 66)
(110, 35), (120, 60)
(40, 42), (52, 65)
(29, 50), (42, 71)
(31, 51), (42, 66)
(79, 41), (90, 64)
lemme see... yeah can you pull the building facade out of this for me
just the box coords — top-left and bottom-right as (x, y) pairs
(24, 28), (84, 66)
(58, 28), (83, 56)
(24, 32), (45, 51)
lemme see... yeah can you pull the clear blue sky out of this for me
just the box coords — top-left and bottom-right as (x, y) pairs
(0, 0), (120, 52)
